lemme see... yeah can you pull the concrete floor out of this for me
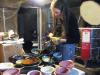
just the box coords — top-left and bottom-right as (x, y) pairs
(75, 62), (100, 75)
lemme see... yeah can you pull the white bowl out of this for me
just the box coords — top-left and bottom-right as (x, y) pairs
(40, 66), (55, 75)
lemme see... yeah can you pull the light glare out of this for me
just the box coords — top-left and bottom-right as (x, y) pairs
(30, 0), (51, 6)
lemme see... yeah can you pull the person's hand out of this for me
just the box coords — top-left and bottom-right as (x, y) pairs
(48, 33), (54, 38)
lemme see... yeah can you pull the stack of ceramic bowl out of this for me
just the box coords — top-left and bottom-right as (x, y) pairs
(55, 60), (74, 75)
(27, 70), (41, 75)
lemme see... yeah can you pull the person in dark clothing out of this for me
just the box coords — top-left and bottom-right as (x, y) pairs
(50, 0), (80, 60)
(17, 7), (37, 53)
